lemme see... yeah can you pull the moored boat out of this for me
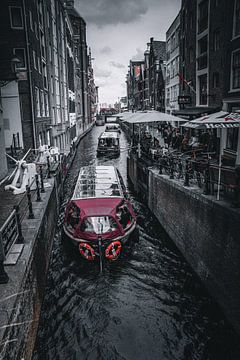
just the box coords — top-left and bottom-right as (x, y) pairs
(97, 131), (120, 157)
(105, 123), (121, 133)
(63, 166), (137, 265)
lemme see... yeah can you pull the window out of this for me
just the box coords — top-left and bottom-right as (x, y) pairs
(9, 7), (23, 29)
(40, 90), (44, 116)
(233, 0), (240, 38)
(189, 47), (194, 63)
(199, 36), (208, 54)
(44, 92), (49, 117)
(231, 49), (240, 89)
(80, 217), (118, 234)
(33, 50), (37, 69)
(199, 74), (207, 105)
(66, 204), (80, 230)
(35, 22), (39, 39)
(29, 10), (33, 31)
(198, 0), (209, 33)
(35, 87), (40, 117)
(43, 62), (47, 88)
(227, 128), (238, 151)
(13, 48), (26, 69)
(212, 72), (219, 88)
(213, 30), (220, 51)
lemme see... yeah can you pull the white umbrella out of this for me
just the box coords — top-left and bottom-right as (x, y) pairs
(182, 111), (240, 200)
(121, 110), (187, 124)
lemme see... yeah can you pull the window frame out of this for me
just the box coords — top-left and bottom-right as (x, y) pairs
(13, 48), (27, 70)
(230, 48), (240, 92)
(232, 0), (240, 39)
(9, 6), (24, 29)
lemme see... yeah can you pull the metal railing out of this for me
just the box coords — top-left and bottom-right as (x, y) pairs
(130, 145), (240, 206)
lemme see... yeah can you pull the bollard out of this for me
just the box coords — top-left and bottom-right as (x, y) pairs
(184, 159), (190, 186)
(35, 174), (41, 202)
(196, 171), (202, 188)
(14, 205), (24, 243)
(159, 159), (163, 175)
(47, 156), (51, 178)
(169, 157), (174, 179)
(203, 161), (210, 195)
(40, 165), (45, 193)
(26, 185), (35, 219)
(0, 233), (9, 284)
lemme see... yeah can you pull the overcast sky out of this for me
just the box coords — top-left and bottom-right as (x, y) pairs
(75, 0), (181, 106)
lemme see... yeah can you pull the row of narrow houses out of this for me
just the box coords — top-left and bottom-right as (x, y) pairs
(0, 0), (98, 180)
(126, 0), (240, 166)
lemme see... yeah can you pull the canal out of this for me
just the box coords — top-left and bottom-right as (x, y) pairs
(33, 125), (240, 360)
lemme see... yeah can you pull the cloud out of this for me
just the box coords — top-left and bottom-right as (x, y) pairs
(75, 0), (148, 26)
(109, 61), (125, 69)
(94, 67), (112, 78)
(99, 46), (112, 54)
(131, 48), (145, 61)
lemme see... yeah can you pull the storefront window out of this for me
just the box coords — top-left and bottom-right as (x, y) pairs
(227, 128), (238, 151)
(232, 49), (240, 89)
(233, 0), (240, 38)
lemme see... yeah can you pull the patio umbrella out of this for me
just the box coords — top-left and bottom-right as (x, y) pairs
(182, 111), (240, 129)
(182, 111), (240, 200)
(121, 110), (187, 124)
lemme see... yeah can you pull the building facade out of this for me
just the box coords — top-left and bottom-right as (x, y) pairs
(0, 0), (96, 162)
(165, 12), (180, 114)
(126, 38), (166, 112)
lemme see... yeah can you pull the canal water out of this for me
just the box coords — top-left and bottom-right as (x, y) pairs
(33, 125), (240, 360)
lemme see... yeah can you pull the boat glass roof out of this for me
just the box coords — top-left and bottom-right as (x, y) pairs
(99, 131), (119, 139)
(72, 166), (122, 199)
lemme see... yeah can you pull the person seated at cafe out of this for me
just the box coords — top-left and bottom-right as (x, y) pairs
(181, 133), (190, 152)
(189, 135), (200, 149)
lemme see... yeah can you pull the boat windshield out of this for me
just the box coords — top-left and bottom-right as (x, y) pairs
(80, 216), (119, 234)
(98, 138), (119, 147)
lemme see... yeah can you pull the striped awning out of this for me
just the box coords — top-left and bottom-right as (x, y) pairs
(182, 111), (240, 129)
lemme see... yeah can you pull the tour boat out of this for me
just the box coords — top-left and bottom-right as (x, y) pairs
(97, 131), (120, 157)
(63, 165), (137, 265)
(105, 123), (121, 133)
(95, 117), (105, 126)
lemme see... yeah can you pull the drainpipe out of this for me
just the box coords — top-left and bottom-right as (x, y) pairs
(23, 0), (37, 150)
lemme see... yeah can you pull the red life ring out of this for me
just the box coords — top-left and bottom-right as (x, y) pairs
(105, 241), (122, 261)
(79, 243), (95, 261)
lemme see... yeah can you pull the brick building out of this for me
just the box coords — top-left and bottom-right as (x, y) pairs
(165, 12), (180, 114)
(0, 0), (96, 160)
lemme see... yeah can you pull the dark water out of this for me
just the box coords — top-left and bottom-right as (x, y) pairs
(33, 126), (240, 360)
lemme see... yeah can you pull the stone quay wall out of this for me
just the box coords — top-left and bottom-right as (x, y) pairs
(127, 156), (240, 335)
(0, 125), (94, 359)
(0, 179), (58, 360)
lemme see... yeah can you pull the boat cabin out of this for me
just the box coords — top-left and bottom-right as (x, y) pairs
(105, 123), (121, 133)
(97, 131), (120, 157)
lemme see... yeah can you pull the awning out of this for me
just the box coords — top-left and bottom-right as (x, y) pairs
(172, 106), (220, 120)
(120, 110), (187, 124)
(182, 111), (240, 129)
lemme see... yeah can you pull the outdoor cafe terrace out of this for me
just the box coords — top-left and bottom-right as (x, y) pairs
(119, 111), (240, 208)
